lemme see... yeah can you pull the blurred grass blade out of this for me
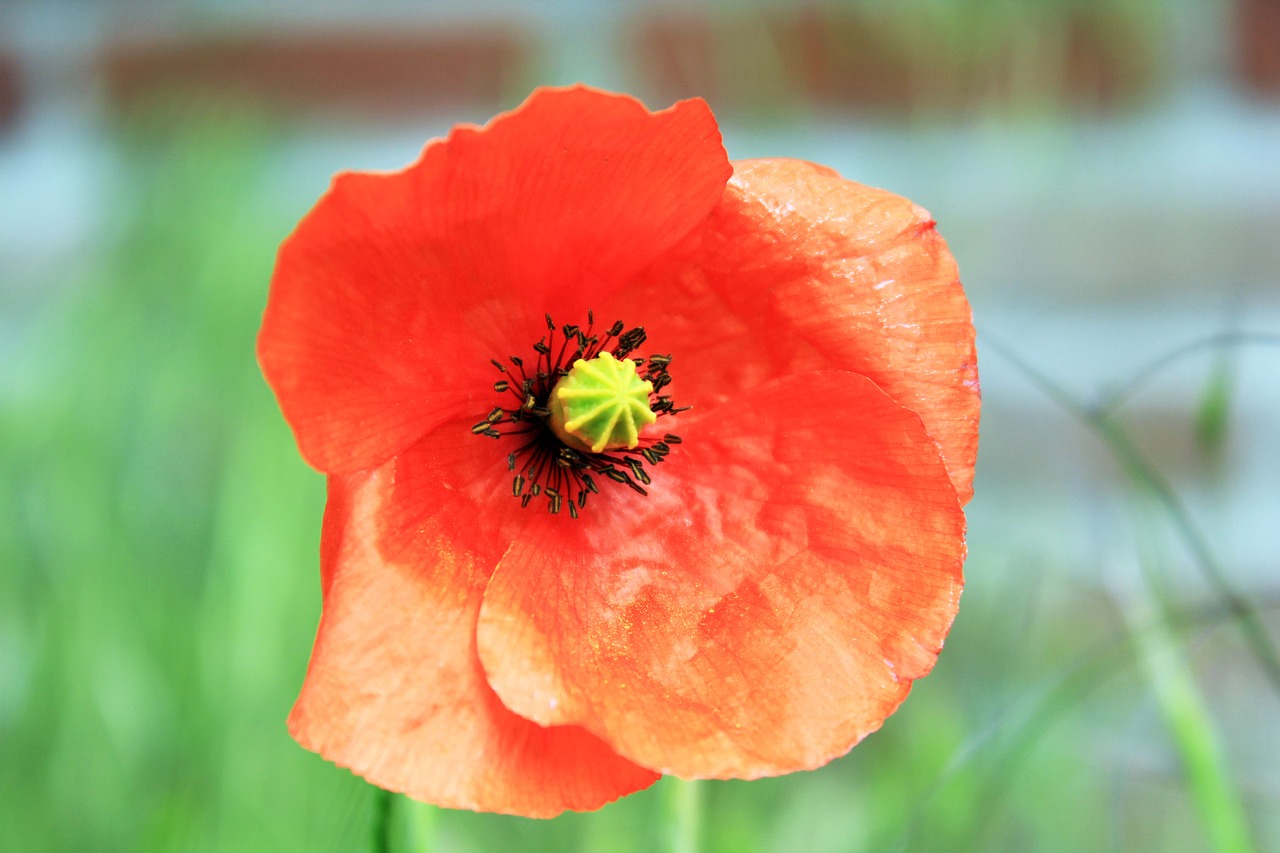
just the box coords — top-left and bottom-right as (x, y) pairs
(984, 333), (1280, 695)
(1194, 346), (1234, 457)
(1124, 576), (1255, 853)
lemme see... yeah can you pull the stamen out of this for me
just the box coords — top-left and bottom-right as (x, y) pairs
(473, 311), (688, 516)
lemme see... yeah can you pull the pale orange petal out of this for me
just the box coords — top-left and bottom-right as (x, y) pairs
(290, 441), (659, 817)
(476, 371), (966, 779)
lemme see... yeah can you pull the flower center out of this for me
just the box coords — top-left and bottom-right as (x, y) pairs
(472, 312), (686, 518)
(548, 352), (657, 454)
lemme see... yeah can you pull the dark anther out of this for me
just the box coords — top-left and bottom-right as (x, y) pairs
(615, 327), (648, 358)
(533, 341), (551, 355)
(510, 355), (523, 368)
(568, 501), (579, 519)
(491, 359), (507, 373)
(507, 454), (517, 470)
(627, 459), (652, 485)
(583, 474), (598, 494)
(545, 313), (556, 331)
(471, 421), (492, 435)
(486, 407), (504, 423)
(606, 320), (624, 337)
(494, 380), (509, 393)
(513, 476), (524, 497)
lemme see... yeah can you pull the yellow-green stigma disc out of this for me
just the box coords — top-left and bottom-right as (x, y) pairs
(548, 352), (657, 454)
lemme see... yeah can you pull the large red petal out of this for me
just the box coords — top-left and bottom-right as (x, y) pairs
(605, 158), (979, 503)
(289, 430), (659, 816)
(259, 86), (731, 474)
(475, 372), (966, 779)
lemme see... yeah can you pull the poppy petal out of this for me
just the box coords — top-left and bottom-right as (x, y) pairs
(259, 86), (731, 475)
(606, 158), (979, 503)
(475, 371), (966, 779)
(289, 446), (660, 816)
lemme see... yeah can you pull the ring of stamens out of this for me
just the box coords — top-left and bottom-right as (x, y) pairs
(470, 311), (687, 517)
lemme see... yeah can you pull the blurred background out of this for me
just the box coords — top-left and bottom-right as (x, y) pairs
(2, 0), (1278, 851)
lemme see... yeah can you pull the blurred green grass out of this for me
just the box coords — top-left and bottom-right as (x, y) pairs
(1, 111), (1275, 853)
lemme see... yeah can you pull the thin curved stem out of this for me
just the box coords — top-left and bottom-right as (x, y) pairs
(983, 332), (1280, 695)
(1094, 331), (1280, 417)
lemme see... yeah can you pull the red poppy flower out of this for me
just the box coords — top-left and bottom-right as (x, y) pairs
(258, 85), (978, 817)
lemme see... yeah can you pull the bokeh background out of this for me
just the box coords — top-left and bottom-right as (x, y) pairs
(3, 1), (1278, 851)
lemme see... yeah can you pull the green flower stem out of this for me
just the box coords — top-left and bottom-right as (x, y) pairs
(405, 798), (439, 852)
(664, 777), (702, 853)
(372, 788), (392, 853)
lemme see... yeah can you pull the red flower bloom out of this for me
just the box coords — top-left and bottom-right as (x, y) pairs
(258, 86), (978, 817)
